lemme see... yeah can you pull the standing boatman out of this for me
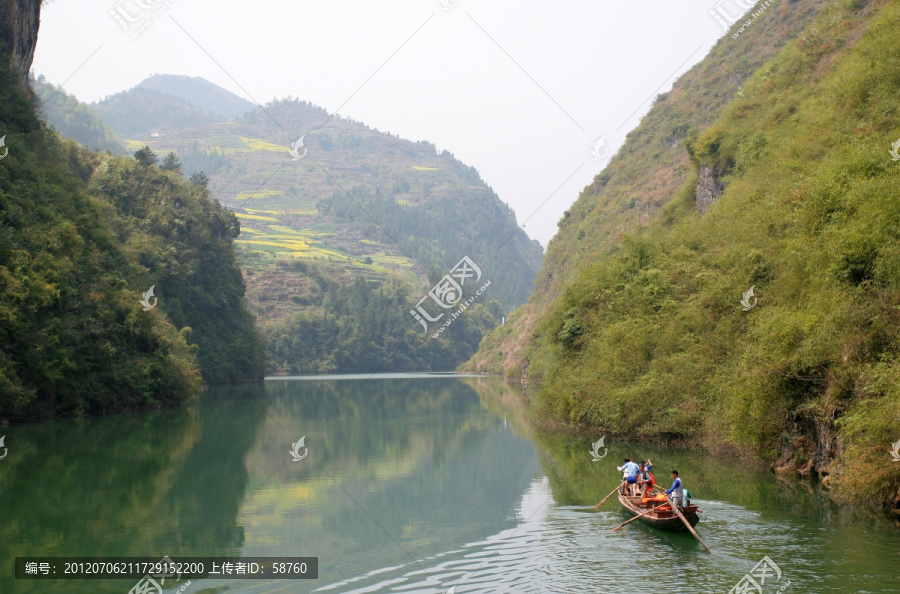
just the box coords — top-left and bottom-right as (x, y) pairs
(666, 470), (684, 511)
(616, 458), (641, 496)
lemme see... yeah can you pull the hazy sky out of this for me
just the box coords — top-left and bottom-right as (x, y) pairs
(33, 0), (744, 247)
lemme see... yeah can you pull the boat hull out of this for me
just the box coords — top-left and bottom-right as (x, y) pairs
(617, 492), (700, 533)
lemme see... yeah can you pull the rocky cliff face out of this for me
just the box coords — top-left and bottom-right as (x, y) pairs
(695, 165), (722, 214)
(0, 0), (41, 95)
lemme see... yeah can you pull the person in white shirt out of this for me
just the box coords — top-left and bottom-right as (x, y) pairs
(666, 470), (684, 511)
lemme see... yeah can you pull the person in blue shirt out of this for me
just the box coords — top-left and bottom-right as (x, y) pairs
(666, 470), (684, 511)
(617, 458), (641, 496)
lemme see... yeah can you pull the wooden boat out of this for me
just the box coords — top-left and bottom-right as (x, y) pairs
(617, 490), (700, 532)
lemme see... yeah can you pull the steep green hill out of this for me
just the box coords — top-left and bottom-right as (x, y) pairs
(0, 62), (265, 423)
(465, 0), (832, 380)
(85, 147), (267, 385)
(133, 98), (542, 310)
(0, 66), (198, 421)
(468, 0), (900, 509)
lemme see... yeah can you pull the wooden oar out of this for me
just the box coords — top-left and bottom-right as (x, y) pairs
(610, 503), (666, 532)
(594, 481), (625, 510)
(664, 493), (713, 554)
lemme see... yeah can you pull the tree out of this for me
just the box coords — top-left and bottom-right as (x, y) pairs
(190, 171), (209, 188)
(160, 152), (182, 174)
(134, 145), (157, 167)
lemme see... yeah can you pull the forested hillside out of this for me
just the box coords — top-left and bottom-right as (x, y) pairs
(33, 75), (124, 154)
(85, 147), (267, 385)
(0, 61), (265, 422)
(467, 0), (900, 510)
(77, 84), (543, 373)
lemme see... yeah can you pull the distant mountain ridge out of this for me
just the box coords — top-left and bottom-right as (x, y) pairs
(92, 74), (256, 138)
(137, 74), (256, 119)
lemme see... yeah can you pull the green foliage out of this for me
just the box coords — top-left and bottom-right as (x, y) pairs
(315, 185), (540, 309)
(189, 171), (209, 188)
(261, 265), (503, 373)
(159, 151), (182, 174)
(0, 66), (200, 422)
(94, 87), (222, 139)
(133, 145), (157, 167)
(479, 0), (900, 506)
(87, 156), (267, 385)
(31, 75), (124, 154)
(0, 62), (265, 423)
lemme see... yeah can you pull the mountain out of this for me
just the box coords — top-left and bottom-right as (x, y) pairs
(91, 74), (256, 139)
(137, 74), (256, 119)
(113, 92), (543, 373)
(0, 39), (265, 422)
(32, 74), (125, 154)
(29, 71), (543, 373)
(466, 0), (900, 510)
(93, 86), (223, 138)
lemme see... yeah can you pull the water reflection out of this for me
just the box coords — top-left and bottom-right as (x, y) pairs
(2, 377), (898, 593)
(0, 383), (268, 592)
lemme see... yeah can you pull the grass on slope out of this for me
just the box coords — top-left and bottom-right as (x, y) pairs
(533, 0), (900, 507)
(463, 0), (831, 377)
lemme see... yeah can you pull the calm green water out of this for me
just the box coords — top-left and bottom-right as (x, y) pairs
(1, 375), (898, 593)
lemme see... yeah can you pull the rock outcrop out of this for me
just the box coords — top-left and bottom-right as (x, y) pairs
(0, 0), (41, 95)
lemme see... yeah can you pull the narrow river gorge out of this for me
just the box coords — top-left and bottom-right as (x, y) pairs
(2, 375), (898, 593)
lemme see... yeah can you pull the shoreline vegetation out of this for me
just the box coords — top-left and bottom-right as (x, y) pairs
(464, 0), (900, 513)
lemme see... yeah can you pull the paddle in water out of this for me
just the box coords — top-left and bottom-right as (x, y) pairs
(610, 502), (667, 532)
(664, 493), (713, 553)
(595, 481), (625, 510)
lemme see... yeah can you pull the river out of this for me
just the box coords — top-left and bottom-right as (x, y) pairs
(1, 374), (898, 593)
